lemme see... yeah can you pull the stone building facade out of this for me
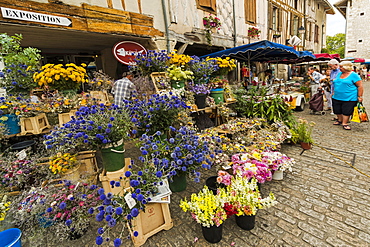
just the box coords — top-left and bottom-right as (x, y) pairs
(335, 0), (370, 58)
(0, 0), (334, 79)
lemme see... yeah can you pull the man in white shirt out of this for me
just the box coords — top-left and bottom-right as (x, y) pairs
(307, 67), (323, 96)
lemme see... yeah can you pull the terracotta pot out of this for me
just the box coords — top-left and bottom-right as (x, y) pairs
(300, 142), (312, 150)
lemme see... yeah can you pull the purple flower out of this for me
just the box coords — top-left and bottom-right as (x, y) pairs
(96, 236), (104, 245)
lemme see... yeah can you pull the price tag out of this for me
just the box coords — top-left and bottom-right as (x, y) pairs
(124, 192), (137, 209)
(16, 150), (27, 160)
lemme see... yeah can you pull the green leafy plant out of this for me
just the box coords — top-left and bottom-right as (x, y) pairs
(230, 87), (295, 127)
(290, 118), (315, 144)
(0, 33), (41, 91)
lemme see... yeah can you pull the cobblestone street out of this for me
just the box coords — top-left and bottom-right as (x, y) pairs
(18, 82), (370, 247)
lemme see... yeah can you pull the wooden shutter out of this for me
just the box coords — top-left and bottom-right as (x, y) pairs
(198, 0), (216, 12)
(244, 0), (256, 23)
(314, 25), (319, 43)
(277, 8), (282, 31)
(268, 2), (273, 29)
(290, 14), (294, 36)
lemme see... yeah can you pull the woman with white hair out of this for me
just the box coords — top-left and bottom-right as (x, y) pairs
(332, 61), (364, 130)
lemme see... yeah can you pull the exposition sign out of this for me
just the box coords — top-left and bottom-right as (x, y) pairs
(1, 7), (72, 27)
(112, 41), (147, 65)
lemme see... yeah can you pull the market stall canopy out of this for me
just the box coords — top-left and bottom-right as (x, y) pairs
(353, 58), (370, 63)
(268, 50), (316, 64)
(313, 53), (340, 60)
(360, 59), (370, 64)
(200, 40), (300, 62)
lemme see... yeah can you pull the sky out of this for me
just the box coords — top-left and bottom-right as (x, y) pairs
(326, 0), (346, 36)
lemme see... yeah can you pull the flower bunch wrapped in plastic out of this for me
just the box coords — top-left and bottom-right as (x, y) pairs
(129, 50), (170, 77)
(33, 63), (88, 90)
(44, 104), (133, 152)
(10, 181), (101, 242)
(260, 150), (295, 172)
(224, 174), (277, 216)
(231, 153), (272, 183)
(125, 92), (189, 135)
(180, 186), (227, 227)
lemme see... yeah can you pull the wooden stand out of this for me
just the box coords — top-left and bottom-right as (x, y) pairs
(99, 158), (130, 196)
(20, 113), (50, 135)
(77, 150), (99, 184)
(58, 110), (77, 127)
(129, 203), (173, 246)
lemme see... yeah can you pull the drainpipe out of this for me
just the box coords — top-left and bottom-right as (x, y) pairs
(232, 0), (237, 47)
(161, 0), (171, 52)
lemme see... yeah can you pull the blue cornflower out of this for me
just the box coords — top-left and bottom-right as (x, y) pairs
(115, 207), (123, 215)
(133, 231), (139, 237)
(100, 194), (106, 200)
(115, 181), (121, 187)
(59, 202), (67, 210)
(125, 171), (132, 177)
(88, 208), (94, 214)
(65, 219), (72, 226)
(97, 227), (104, 234)
(46, 207), (53, 213)
(105, 215), (112, 221)
(108, 218), (117, 227)
(114, 238), (122, 247)
(96, 236), (104, 245)
(138, 171), (143, 176)
(137, 194), (144, 201)
(156, 171), (163, 178)
(98, 188), (105, 195)
(131, 208), (139, 217)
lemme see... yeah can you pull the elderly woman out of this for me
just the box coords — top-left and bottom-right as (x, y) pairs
(332, 61), (364, 130)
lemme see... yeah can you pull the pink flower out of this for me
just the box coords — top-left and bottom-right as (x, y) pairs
(56, 212), (62, 218)
(16, 170), (23, 174)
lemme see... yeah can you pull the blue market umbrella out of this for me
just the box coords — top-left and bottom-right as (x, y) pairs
(200, 40), (300, 62)
(201, 40), (301, 82)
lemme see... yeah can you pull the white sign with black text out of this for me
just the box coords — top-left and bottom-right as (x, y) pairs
(1, 7), (72, 27)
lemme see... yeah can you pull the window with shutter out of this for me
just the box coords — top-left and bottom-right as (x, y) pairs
(197, 0), (217, 13)
(314, 25), (319, 43)
(244, 0), (256, 24)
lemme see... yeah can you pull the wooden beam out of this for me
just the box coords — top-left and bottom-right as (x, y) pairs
(138, 0), (142, 14)
(121, 0), (126, 9)
(269, 0), (304, 17)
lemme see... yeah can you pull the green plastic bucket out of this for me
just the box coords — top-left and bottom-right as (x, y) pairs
(210, 88), (224, 104)
(101, 140), (125, 172)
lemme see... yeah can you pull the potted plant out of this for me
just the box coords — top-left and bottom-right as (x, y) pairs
(33, 63), (88, 92)
(188, 83), (210, 109)
(248, 27), (261, 39)
(44, 104), (133, 172)
(291, 118), (315, 149)
(180, 186), (227, 243)
(0, 33), (41, 92)
(129, 50), (170, 77)
(203, 15), (222, 45)
(138, 126), (220, 192)
(223, 174), (277, 230)
(0, 195), (11, 221)
(48, 153), (80, 181)
(166, 65), (194, 89)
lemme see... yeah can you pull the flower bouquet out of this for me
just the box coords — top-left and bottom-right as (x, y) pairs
(44, 104), (133, 153)
(33, 63), (88, 91)
(206, 57), (236, 76)
(180, 186), (227, 227)
(9, 181), (101, 243)
(129, 50), (170, 77)
(188, 57), (217, 84)
(125, 93), (189, 135)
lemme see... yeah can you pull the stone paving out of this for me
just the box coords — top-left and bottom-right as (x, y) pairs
(17, 82), (370, 247)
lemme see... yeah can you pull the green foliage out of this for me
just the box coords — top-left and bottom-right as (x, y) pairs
(230, 86), (295, 127)
(290, 118), (315, 144)
(322, 33), (345, 58)
(0, 33), (41, 91)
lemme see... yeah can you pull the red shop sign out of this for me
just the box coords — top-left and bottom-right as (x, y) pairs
(112, 41), (147, 65)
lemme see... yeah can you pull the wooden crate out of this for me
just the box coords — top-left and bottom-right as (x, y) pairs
(99, 158), (130, 196)
(20, 113), (50, 135)
(129, 203), (173, 246)
(77, 150), (99, 184)
(89, 91), (109, 104)
(58, 110), (77, 127)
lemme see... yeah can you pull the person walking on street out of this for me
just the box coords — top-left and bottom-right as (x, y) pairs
(307, 67), (323, 96)
(362, 66), (368, 81)
(328, 59), (340, 117)
(113, 72), (136, 107)
(320, 69), (332, 111)
(332, 61), (364, 130)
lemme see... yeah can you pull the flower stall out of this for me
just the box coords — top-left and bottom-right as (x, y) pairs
(0, 41), (314, 247)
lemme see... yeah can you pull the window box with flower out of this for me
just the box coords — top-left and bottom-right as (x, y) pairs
(248, 27), (261, 39)
(203, 15), (222, 45)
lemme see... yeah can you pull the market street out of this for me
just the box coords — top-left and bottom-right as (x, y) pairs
(19, 81), (370, 247)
